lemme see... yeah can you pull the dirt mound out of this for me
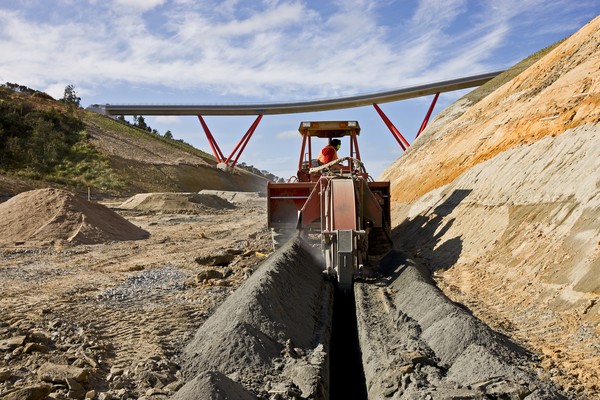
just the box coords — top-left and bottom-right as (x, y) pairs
(118, 192), (235, 213)
(198, 189), (263, 205)
(175, 238), (333, 399)
(0, 188), (149, 245)
(382, 15), (600, 202)
(356, 252), (565, 399)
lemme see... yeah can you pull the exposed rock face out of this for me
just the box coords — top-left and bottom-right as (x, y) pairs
(381, 15), (600, 399)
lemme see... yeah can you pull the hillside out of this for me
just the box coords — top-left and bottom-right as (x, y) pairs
(0, 86), (268, 196)
(382, 15), (600, 399)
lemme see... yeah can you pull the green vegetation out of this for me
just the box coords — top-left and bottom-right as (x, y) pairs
(0, 84), (125, 191)
(0, 82), (280, 193)
(59, 84), (81, 107)
(50, 135), (125, 190)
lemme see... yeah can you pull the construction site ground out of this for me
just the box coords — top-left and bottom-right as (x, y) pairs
(1, 16), (599, 400)
(0, 193), (272, 400)
(0, 190), (595, 400)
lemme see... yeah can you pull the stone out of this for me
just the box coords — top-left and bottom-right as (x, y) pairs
(29, 331), (51, 344)
(0, 367), (12, 381)
(484, 380), (531, 398)
(23, 342), (49, 354)
(145, 388), (167, 396)
(0, 384), (52, 400)
(398, 364), (414, 375)
(110, 380), (124, 390)
(37, 362), (89, 383)
(195, 267), (233, 283)
(136, 370), (168, 388)
(164, 380), (184, 393)
(11, 346), (24, 356)
(66, 377), (87, 399)
(195, 253), (235, 266)
(84, 390), (96, 399)
(0, 335), (26, 351)
(109, 366), (124, 375)
(402, 351), (431, 365)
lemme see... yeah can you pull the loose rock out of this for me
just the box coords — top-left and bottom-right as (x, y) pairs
(37, 362), (89, 383)
(0, 336), (26, 352)
(0, 384), (52, 400)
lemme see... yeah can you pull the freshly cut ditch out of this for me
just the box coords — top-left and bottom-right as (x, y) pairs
(174, 238), (567, 399)
(355, 251), (567, 400)
(329, 290), (368, 399)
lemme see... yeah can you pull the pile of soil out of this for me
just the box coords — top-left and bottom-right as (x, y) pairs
(119, 192), (235, 213)
(199, 190), (263, 205)
(175, 238), (333, 399)
(0, 188), (149, 245)
(356, 252), (565, 399)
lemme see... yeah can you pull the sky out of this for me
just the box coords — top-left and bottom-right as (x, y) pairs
(1, 0), (598, 180)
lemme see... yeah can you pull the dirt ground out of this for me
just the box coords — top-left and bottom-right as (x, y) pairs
(0, 193), (271, 399)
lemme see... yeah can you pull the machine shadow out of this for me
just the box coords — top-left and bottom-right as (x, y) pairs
(388, 188), (473, 275)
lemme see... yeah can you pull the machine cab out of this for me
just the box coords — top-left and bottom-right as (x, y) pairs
(296, 121), (365, 182)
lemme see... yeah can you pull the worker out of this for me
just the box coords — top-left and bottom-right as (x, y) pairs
(318, 139), (341, 164)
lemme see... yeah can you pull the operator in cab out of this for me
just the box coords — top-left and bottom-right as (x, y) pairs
(318, 139), (341, 165)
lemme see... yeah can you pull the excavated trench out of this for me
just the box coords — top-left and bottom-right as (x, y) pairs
(330, 290), (368, 399)
(173, 237), (566, 399)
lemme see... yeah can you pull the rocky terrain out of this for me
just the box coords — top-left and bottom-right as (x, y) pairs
(0, 191), (271, 400)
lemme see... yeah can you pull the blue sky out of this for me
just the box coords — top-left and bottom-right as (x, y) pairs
(1, 0), (598, 179)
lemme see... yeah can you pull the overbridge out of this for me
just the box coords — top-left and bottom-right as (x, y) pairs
(99, 71), (503, 169)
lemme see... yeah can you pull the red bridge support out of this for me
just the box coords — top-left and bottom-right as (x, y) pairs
(416, 92), (440, 138)
(373, 92), (440, 150)
(197, 114), (263, 170)
(373, 103), (410, 151)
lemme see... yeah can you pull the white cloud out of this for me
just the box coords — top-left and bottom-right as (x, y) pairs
(276, 130), (298, 140)
(43, 83), (67, 100)
(111, 0), (166, 12)
(0, 0), (596, 104)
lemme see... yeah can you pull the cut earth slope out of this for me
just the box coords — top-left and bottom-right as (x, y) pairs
(382, 15), (600, 399)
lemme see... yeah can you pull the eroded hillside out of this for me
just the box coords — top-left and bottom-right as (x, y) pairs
(382, 16), (600, 399)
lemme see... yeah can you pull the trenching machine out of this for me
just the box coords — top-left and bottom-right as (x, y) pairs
(267, 121), (391, 291)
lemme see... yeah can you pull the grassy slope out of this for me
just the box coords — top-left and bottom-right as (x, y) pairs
(0, 87), (267, 196)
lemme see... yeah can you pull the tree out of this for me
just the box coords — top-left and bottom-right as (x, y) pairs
(60, 84), (81, 107)
(134, 115), (147, 130)
(164, 130), (173, 140)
